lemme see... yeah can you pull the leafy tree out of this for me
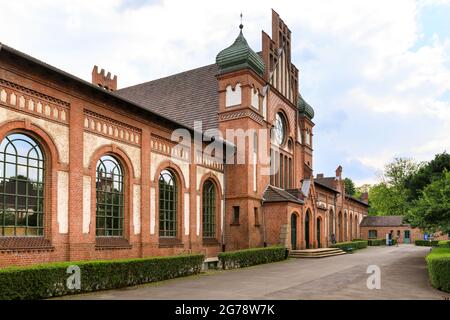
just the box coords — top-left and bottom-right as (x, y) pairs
(344, 177), (356, 196)
(406, 170), (450, 233)
(404, 152), (450, 201)
(368, 182), (408, 216)
(382, 157), (418, 188)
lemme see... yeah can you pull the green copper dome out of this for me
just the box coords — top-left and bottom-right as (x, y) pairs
(298, 94), (315, 120)
(216, 28), (265, 76)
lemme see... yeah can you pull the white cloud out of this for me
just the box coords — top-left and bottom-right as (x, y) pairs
(0, 0), (449, 183)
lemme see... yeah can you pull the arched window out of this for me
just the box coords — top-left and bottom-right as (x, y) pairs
(202, 180), (216, 238)
(159, 169), (177, 237)
(96, 155), (124, 237)
(0, 133), (45, 236)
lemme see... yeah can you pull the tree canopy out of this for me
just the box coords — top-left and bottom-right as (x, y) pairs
(366, 152), (450, 232)
(344, 177), (356, 196)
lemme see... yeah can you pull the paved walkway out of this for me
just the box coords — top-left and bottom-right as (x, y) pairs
(62, 245), (449, 300)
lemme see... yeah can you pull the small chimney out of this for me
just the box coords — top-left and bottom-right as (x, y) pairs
(92, 65), (117, 91)
(361, 192), (369, 203)
(316, 173), (324, 179)
(335, 165), (342, 179)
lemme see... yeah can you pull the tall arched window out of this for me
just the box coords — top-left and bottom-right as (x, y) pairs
(159, 169), (177, 237)
(0, 133), (45, 236)
(202, 180), (216, 238)
(96, 155), (124, 237)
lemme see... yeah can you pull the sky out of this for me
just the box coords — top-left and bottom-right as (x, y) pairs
(1, 0), (449, 186)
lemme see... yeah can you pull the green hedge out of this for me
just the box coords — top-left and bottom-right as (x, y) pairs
(331, 240), (368, 251)
(438, 240), (450, 248)
(0, 254), (204, 300)
(426, 248), (450, 293)
(368, 239), (385, 246)
(415, 240), (440, 246)
(218, 246), (286, 270)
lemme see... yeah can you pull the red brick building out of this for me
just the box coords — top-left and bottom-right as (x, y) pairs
(0, 10), (368, 268)
(360, 216), (449, 244)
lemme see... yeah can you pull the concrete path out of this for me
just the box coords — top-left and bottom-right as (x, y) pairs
(62, 245), (449, 300)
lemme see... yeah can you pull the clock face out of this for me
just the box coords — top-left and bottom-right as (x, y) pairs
(274, 113), (286, 146)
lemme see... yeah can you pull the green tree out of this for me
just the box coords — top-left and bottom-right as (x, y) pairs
(368, 182), (408, 216)
(406, 170), (450, 233)
(382, 157), (418, 188)
(344, 177), (356, 196)
(404, 152), (450, 201)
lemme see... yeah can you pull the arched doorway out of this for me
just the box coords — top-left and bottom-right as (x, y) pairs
(349, 214), (353, 241)
(291, 214), (297, 250)
(329, 209), (334, 245)
(344, 212), (348, 241)
(305, 210), (311, 249)
(337, 211), (342, 242)
(317, 217), (322, 248)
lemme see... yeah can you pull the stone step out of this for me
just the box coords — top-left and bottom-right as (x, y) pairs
(289, 248), (346, 258)
(289, 251), (346, 258)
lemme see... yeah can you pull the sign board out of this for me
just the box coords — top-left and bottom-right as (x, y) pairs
(424, 234), (428, 241)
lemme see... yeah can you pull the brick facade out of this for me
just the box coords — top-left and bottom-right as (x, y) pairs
(0, 10), (369, 268)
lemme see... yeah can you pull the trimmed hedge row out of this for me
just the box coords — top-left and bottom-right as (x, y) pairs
(368, 239), (385, 246)
(218, 246), (286, 270)
(415, 240), (440, 246)
(0, 254), (204, 300)
(331, 240), (368, 251)
(438, 240), (450, 248)
(426, 248), (450, 293)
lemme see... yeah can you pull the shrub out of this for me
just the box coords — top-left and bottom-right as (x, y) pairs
(426, 248), (450, 293)
(368, 239), (385, 246)
(0, 254), (204, 300)
(218, 246), (286, 270)
(438, 240), (450, 248)
(415, 240), (439, 247)
(331, 240), (368, 251)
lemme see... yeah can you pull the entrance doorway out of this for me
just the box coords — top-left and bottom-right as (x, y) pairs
(291, 214), (297, 250)
(305, 211), (310, 249)
(317, 218), (321, 248)
(404, 230), (411, 244)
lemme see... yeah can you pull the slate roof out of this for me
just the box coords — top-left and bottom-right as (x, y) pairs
(116, 64), (220, 131)
(345, 194), (370, 207)
(314, 179), (339, 193)
(314, 177), (337, 191)
(360, 216), (408, 227)
(262, 185), (304, 204)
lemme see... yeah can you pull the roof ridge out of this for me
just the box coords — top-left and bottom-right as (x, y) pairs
(117, 63), (217, 92)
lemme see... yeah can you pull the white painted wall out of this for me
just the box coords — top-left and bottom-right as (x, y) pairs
(0, 107), (69, 163)
(150, 187), (156, 235)
(57, 171), (69, 234)
(82, 175), (91, 234)
(83, 132), (141, 178)
(184, 193), (190, 235)
(225, 83), (242, 107)
(133, 185), (141, 235)
(151, 152), (189, 188)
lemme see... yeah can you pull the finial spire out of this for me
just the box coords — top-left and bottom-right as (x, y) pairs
(239, 13), (243, 30)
